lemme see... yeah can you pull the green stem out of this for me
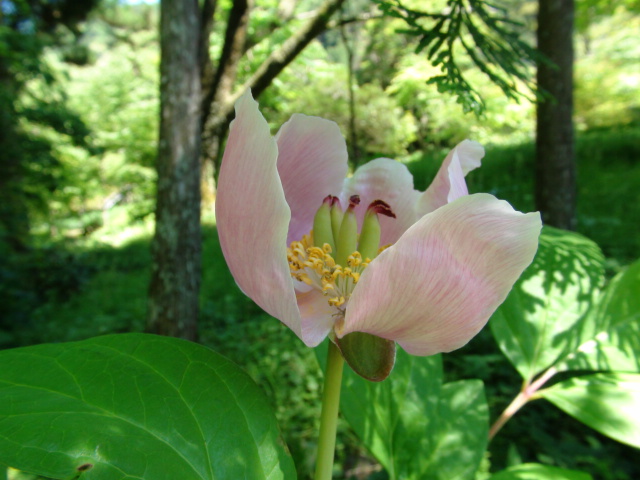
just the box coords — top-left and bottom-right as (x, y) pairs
(314, 340), (345, 480)
(488, 365), (558, 441)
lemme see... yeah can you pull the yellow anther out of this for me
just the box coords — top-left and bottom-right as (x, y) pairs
(322, 283), (334, 292)
(329, 296), (345, 307)
(378, 244), (391, 254)
(347, 253), (363, 267)
(288, 228), (375, 310)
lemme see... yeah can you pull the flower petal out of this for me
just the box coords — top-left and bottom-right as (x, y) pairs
(340, 158), (420, 245)
(416, 140), (484, 216)
(275, 114), (349, 245)
(216, 90), (305, 343)
(340, 193), (542, 356)
(297, 289), (336, 347)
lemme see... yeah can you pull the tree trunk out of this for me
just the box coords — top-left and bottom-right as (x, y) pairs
(535, 0), (576, 230)
(147, 0), (202, 340)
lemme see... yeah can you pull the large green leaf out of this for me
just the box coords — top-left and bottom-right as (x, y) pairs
(490, 227), (605, 380)
(560, 259), (640, 372)
(540, 373), (640, 448)
(488, 463), (592, 480)
(318, 346), (488, 480)
(0, 334), (296, 480)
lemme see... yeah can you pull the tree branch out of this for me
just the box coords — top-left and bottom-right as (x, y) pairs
(201, 0), (251, 130)
(201, 0), (346, 167)
(199, 0), (218, 112)
(241, 0), (346, 100)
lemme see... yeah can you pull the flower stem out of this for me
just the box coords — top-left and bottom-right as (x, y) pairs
(314, 340), (345, 480)
(488, 365), (558, 441)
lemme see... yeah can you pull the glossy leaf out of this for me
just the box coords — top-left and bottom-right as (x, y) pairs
(560, 259), (640, 372)
(0, 334), (296, 480)
(317, 346), (488, 480)
(489, 463), (592, 480)
(540, 373), (640, 448)
(490, 227), (605, 380)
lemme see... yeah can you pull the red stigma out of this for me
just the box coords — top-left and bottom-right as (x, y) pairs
(367, 199), (396, 218)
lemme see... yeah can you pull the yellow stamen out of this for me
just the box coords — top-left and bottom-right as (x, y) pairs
(287, 233), (370, 310)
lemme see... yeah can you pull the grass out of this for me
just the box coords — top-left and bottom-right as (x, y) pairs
(3, 125), (640, 479)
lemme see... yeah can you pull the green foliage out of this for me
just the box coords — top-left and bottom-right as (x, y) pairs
(489, 463), (592, 480)
(574, 10), (640, 129)
(490, 227), (605, 381)
(0, 0), (100, 250)
(0, 334), (296, 479)
(541, 373), (640, 449)
(0, 245), (96, 347)
(489, 226), (640, 453)
(264, 56), (417, 159)
(317, 347), (488, 480)
(561, 259), (640, 373)
(375, 0), (538, 114)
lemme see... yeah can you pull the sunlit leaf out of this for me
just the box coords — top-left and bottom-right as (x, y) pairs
(0, 334), (296, 480)
(540, 373), (640, 448)
(317, 346), (488, 480)
(490, 227), (605, 381)
(560, 259), (640, 372)
(488, 462), (592, 480)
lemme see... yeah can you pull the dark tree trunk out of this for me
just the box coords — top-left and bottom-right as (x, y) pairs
(535, 0), (576, 230)
(147, 0), (202, 340)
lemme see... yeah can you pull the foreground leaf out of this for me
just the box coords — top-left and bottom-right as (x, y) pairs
(540, 373), (640, 448)
(0, 334), (296, 480)
(489, 463), (592, 480)
(490, 227), (605, 381)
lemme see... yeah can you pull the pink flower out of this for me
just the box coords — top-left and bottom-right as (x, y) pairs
(216, 90), (541, 357)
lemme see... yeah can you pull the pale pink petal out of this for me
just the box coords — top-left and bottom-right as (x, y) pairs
(275, 114), (349, 245)
(416, 140), (484, 216)
(297, 289), (336, 347)
(340, 193), (541, 356)
(340, 159), (421, 245)
(216, 90), (306, 343)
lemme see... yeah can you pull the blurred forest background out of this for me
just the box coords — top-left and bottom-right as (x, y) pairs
(1, 0), (639, 478)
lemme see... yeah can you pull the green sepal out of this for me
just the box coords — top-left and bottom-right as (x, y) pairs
(335, 332), (396, 382)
